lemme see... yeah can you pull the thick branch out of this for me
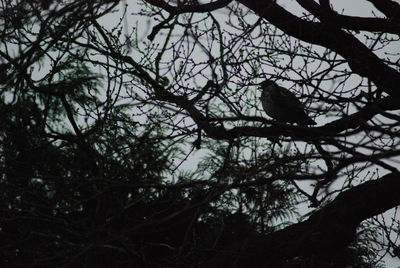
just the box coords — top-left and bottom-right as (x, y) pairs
(144, 0), (232, 14)
(367, 0), (400, 20)
(297, 0), (400, 35)
(207, 172), (400, 267)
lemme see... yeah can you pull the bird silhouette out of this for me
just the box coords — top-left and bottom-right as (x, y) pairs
(259, 80), (316, 126)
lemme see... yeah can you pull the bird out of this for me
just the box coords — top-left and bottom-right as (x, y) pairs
(259, 80), (316, 126)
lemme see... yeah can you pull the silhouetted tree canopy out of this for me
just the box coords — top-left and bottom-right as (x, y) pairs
(1, 0), (400, 267)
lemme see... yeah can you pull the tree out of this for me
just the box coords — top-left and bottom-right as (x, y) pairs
(0, 0), (399, 267)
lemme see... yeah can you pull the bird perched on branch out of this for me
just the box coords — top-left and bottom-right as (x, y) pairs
(259, 80), (316, 126)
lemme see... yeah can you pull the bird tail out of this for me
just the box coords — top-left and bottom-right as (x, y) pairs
(298, 116), (316, 126)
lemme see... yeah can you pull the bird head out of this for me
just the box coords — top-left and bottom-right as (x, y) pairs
(259, 79), (277, 89)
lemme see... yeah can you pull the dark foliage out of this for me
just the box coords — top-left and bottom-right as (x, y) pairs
(0, 0), (399, 267)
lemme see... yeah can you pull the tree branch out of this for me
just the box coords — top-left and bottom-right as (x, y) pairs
(367, 0), (400, 20)
(297, 0), (400, 35)
(145, 0), (232, 14)
(207, 172), (400, 267)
